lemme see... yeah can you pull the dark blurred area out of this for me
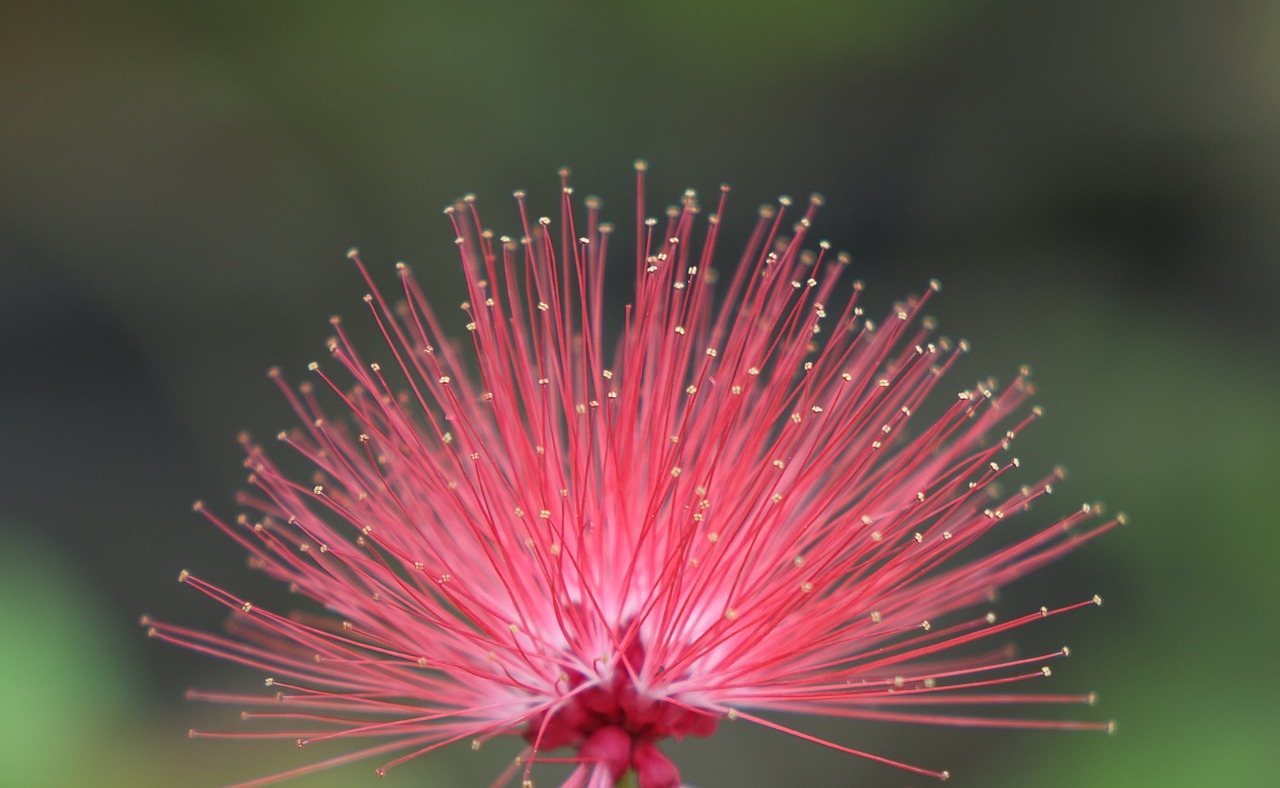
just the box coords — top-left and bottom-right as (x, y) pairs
(2, 1), (1277, 786)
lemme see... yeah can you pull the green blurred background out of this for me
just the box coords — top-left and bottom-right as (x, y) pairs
(2, 1), (1277, 786)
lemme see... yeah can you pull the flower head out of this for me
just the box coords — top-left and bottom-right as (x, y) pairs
(145, 164), (1118, 787)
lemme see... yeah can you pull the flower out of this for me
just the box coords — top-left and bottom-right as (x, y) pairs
(144, 163), (1119, 787)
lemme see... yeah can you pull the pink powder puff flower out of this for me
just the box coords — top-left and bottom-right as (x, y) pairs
(143, 163), (1119, 787)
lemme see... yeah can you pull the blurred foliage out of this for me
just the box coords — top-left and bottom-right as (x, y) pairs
(0, 528), (141, 786)
(2, 0), (1279, 786)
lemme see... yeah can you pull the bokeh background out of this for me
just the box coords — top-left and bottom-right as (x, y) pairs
(2, 1), (1278, 786)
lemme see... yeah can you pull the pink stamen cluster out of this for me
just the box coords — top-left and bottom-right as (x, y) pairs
(144, 163), (1118, 787)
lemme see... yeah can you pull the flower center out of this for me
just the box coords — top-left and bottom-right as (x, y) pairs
(522, 639), (718, 787)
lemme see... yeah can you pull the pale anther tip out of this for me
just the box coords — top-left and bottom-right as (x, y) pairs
(346, 247), (360, 259)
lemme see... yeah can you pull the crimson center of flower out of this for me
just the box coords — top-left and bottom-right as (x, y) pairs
(523, 639), (718, 786)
